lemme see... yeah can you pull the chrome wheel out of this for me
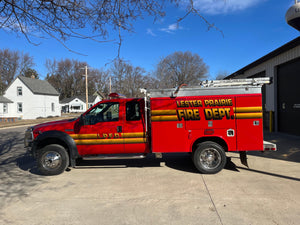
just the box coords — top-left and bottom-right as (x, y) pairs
(37, 144), (69, 175)
(200, 148), (222, 170)
(193, 141), (226, 174)
(42, 151), (62, 170)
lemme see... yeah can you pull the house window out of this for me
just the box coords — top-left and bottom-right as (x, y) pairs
(51, 103), (55, 112)
(17, 87), (23, 96)
(3, 103), (8, 113)
(71, 106), (81, 110)
(17, 103), (23, 113)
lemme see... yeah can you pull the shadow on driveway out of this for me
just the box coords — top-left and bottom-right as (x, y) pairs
(0, 129), (45, 212)
(247, 131), (300, 163)
(75, 153), (239, 174)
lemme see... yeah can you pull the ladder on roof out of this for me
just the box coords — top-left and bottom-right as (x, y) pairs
(199, 77), (271, 87)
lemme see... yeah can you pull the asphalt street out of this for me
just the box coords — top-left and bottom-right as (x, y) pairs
(0, 125), (299, 225)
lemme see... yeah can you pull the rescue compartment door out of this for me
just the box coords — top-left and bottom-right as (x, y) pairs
(151, 98), (187, 153)
(235, 95), (264, 151)
(74, 101), (125, 155)
(123, 99), (149, 154)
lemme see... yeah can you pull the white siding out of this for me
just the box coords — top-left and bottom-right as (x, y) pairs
(0, 103), (4, 117)
(61, 96), (102, 114)
(4, 77), (61, 119)
(69, 98), (85, 113)
(92, 96), (101, 105)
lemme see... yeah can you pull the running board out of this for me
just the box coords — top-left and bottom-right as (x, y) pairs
(82, 154), (146, 160)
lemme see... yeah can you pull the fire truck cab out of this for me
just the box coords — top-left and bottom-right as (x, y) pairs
(25, 78), (276, 175)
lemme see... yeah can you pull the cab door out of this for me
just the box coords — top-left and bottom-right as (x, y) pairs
(123, 99), (149, 153)
(73, 100), (125, 155)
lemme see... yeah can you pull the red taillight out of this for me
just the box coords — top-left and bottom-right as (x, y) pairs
(263, 141), (277, 151)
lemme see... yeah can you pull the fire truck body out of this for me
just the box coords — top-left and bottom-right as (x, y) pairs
(150, 89), (263, 154)
(24, 78), (276, 175)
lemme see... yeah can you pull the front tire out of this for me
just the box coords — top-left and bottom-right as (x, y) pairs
(37, 144), (69, 176)
(193, 141), (226, 174)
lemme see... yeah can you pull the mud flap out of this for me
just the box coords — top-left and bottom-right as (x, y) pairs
(239, 151), (248, 167)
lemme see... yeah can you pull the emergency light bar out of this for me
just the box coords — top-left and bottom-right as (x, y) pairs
(108, 93), (126, 99)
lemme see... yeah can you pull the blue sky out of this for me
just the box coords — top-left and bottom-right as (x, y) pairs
(0, 0), (299, 80)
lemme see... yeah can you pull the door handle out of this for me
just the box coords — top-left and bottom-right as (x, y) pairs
(117, 126), (122, 133)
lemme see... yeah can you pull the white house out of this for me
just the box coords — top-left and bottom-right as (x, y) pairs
(60, 95), (102, 113)
(2, 75), (61, 119)
(0, 96), (14, 122)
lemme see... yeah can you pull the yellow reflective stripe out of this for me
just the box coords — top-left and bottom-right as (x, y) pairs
(122, 132), (145, 138)
(151, 115), (178, 121)
(235, 113), (263, 119)
(234, 107), (262, 113)
(70, 134), (98, 139)
(70, 132), (146, 140)
(74, 138), (146, 145)
(75, 139), (123, 145)
(151, 110), (177, 115)
(124, 138), (147, 144)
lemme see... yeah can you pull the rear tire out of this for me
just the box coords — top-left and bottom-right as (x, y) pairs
(193, 141), (226, 174)
(37, 144), (69, 176)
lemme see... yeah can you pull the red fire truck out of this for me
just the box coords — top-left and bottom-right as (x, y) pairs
(24, 78), (276, 175)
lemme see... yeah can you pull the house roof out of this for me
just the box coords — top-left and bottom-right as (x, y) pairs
(0, 96), (13, 103)
(227, 36), (300, 79)
(17, 75), (60, 96)
(93, 90), (107, 99)
(60, 95), (98, 104)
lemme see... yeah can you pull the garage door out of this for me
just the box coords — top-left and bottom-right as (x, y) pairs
(277, 57), (300, 136)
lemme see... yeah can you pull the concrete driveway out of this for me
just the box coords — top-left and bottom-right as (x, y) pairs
(0, 126), (299, 225)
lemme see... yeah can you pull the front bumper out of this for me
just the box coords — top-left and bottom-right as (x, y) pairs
(24, 127), (34, 154)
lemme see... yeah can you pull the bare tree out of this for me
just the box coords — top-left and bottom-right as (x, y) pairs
(110, 59), (157, 97)
(0, 1), (221, 55)
(0, 49), (19, 94)
(110, 59), (128, 94)
(0, 48), (35, 94)
(45, 58), (96, 100)
(19, 53), (35, 77)
(90, 69), (110, 95)
(23, 68), (39, 79)
(155, 51), (208, 88)
(215, 70), (230, 80)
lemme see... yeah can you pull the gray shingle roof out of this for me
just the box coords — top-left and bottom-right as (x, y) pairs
(18, 75), (60, 96)
(0, 96), (13, 103)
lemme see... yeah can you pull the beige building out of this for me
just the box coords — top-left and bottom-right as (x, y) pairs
(227, 36), (300, 136)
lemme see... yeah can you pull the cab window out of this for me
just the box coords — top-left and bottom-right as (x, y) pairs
(126, 101), (141, 121)
(84, 102), (119, 125)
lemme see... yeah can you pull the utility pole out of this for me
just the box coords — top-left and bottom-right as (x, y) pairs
(84, 66), (88, 110)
